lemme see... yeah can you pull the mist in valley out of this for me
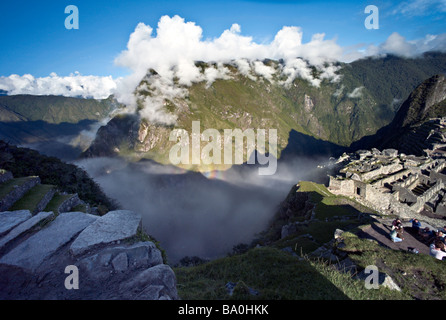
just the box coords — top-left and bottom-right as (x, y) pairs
(18, 122), (337, 264)
(73, 154), (331, 263)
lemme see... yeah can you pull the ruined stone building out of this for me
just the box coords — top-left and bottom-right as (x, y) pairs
(328, 121), (446, 220)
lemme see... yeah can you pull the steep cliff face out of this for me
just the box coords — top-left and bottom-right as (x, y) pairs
(392, 75), (446, 129)
(352, 74), (446, 155)
(81, 113), (144, 158)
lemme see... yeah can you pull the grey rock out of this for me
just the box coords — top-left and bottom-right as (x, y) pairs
(112, 252), (128, 272)
(130, 285), (165, 300)
(281, 223), (298, 239)
(225, 282), (236, 296)
(0, 210), (32, 236)
(356, 269), (402, 291)
(119, 264), (178, 300)
(0, 171), (13, 184)
(57, 194), (84, 215)
(225, 281), (260, 296)
(334, 229), (344, 240)
(0, 177), (40, 211)
(334, 257), (357, 275)
(311, 245), (339, 262)
(70, 210), (141, 256)
(77, 254), (111, 281)
(0, 212), (97, 271)
(281, 247), (302, 260)
(383, 149), (398, 157)
(100, 253), (112, 266)
(77, 241), (163, 281)
(0, 211), (54, 252)
(124, 241), (163, 268)
(34, 189), (56, 214)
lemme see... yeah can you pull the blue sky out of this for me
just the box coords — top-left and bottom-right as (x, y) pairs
(0, 0), (445, 78)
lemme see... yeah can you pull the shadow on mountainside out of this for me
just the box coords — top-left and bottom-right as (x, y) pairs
(281, 129), (346, 160)
(0, 119), (98, 161)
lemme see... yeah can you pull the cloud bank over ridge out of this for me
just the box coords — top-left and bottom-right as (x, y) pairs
(1, 15), (446, 123)
(0, 72), (119, 100)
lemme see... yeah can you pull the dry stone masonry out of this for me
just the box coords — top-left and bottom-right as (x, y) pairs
(329, 119), (446, 226)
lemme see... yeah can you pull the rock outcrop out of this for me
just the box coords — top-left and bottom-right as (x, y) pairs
(0, 209), (178, 300)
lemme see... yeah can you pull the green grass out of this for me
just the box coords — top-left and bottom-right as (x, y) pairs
(70, 203), (87, 213)
(273, 219), (360, 255)
(0, 177), (37, 199)
(44, 194), (73, 214)
(259, 181), (377, 252)
(274, 234), (320, 254)
(9, 184), (55, 213)
(174, 246), (408, 300)
(1, 140), (118, 212)
(337, 231), (446, 300)
(297, 181), (378, 220)
(257, 180), (381, 259)
(175, 176), (446, 300)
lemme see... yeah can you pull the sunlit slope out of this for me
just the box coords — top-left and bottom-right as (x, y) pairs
(84, 53), (446, 170)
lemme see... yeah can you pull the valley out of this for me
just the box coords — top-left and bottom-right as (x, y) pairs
(2, 51), (446, 300)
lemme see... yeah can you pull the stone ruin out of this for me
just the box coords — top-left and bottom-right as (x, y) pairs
(328, 118), (446, 221)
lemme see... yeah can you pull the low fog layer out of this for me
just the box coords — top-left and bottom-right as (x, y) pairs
(75, 155), (330, 263)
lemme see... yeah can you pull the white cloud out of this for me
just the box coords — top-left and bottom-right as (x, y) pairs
(1, 15), (446, 126)
(233, 59), (257, 81)
(333, 85), (345, 97)
(348, 87), (364, 99)
(392, 0), (446, 17)
(379, 32), (418, 57)
(363, 32), (446, 58)
(252, 61), (276, 82)
(203, 63), (232, 88)
(113, 15), (347, 123)
(0, 72), (118, 99)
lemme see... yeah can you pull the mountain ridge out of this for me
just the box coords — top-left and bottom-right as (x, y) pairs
(83, 52), (446, 171)
(351, 74), (446, 155)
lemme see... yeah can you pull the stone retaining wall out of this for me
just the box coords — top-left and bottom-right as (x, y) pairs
(0, 171), (13, 184)
(360, 162), (403, 182)
(58, 194), (84, 213)
(34, 188), (56, 214)
(0, 177), (40, 211)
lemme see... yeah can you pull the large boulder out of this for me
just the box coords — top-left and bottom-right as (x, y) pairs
(0, 210), (32, 236)
(0, 212), (97, 271)
(356, 269), (402, 291)
(70, 210), (142, 256)
(0, 211), (54, 253)
(77, 241), (164, 280)
(118, 264), (178, 300)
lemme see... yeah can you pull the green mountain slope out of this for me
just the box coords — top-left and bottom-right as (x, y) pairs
(351, 74), (446, 154)
(83, 53), (446, 170)
(0, 95), (118, 124)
